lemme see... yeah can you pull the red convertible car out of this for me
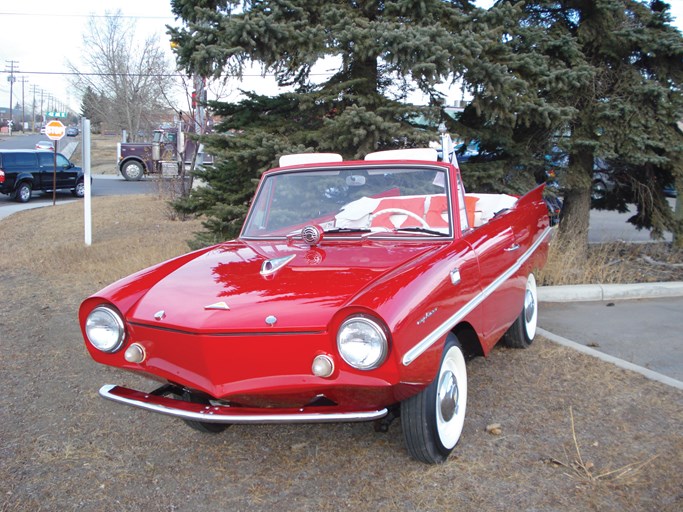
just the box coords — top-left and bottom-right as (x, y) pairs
(80, 136), (551, 464)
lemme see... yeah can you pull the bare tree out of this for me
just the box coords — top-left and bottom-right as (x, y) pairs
(68, 10), (177, 140)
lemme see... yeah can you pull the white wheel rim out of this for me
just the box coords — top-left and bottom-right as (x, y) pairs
(127, 164), (142, 178)
(435, 345), (467, 449)
(523, 273), (538, 340)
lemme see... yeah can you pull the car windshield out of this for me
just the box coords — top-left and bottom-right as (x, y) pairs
(242, 165), (452, 238)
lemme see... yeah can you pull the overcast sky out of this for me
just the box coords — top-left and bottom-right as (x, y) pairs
(1, 0), (682, 116)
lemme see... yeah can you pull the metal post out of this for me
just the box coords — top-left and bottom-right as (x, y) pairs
(83, 118), (92, 246)
(52, 139), (58, 206)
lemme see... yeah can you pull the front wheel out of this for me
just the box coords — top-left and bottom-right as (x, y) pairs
(121, 161), (144, 181)
(503, 273), (538, 348)
(72, 180), (85, 197)
(401, 334), (467, 464)
(179, 389), (228, 434)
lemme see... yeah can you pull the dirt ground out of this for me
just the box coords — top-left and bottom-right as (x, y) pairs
(1, 197), (682, 512)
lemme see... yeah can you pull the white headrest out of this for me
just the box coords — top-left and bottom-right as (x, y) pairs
(278, 153), (343, 167)
(364, 148), (438, 162)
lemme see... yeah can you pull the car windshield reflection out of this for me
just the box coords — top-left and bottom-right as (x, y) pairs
(241, 166), (452, 238)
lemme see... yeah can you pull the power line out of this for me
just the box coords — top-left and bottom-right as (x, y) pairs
(0, 11), (175, 20)
(0, 70), (336, 79)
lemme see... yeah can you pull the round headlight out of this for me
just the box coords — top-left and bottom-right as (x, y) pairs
(337, 316), (388, 370)
(86, 306), (125, 353)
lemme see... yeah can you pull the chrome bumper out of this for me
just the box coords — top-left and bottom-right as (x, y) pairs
(99, 384), (388, 424)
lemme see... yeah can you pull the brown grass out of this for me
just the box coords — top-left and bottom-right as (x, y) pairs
(68, 133), (121, 175)
(1, 195), (682, 511)
(0, 195), (201, 295)
(538, 235), (683, 286)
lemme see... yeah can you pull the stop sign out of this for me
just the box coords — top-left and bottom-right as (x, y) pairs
(45, 120), (66, 140)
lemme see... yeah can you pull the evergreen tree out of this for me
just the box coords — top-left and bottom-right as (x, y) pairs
(168, 0), (476, 243)
(80, 86), (104, 132)
(169, 0), (682, 250)
(458, 0), (683, 249)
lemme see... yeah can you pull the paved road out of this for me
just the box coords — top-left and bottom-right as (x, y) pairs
(0, 175), (158, 220)
(539, 296), (683, 386)
(588, 199), (676, 243)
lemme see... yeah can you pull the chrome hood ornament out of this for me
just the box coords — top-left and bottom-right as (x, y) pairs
(261, 254), (296, 276)
(204, 301), (230, 311)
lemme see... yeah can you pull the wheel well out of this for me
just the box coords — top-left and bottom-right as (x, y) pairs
(451, 322), (483, 359)
(15, 177), (34, 187)
(120, 157), (146, 171)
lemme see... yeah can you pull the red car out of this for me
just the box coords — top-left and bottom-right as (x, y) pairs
(79, 139), (551, 464)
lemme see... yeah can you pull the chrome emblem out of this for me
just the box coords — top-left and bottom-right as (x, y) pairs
(154, 310), (166, 321)
(417, 308), (438, 325)
(261, 254), (296, 276)
(204, 301), (230, 311)
(265, 315), (277, 326)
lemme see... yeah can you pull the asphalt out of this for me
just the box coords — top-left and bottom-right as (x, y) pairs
(1, 198), (681, 390)
(538, 284), (683, 390)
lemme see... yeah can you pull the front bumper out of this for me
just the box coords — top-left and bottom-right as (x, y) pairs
(99, 384), (388, 424)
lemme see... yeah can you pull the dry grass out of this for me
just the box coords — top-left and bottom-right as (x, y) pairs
(1, 195), (682, 511)
(0, 195), (201, 295)
(538, 235), (683, 286)
(68, 133), (121, 175)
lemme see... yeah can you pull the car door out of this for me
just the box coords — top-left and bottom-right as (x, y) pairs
(464, 214), (523, 350)
(38, 152), (76, 190)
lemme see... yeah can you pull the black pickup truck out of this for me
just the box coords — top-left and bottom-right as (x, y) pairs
(0, 150), (86, 203)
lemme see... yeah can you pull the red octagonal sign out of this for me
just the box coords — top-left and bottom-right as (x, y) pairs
(45, 120), (66, 140)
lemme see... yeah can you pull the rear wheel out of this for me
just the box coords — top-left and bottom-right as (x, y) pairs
(401, 334), (467, 464)
(503, 273), (538, 348)
(180, 390), (228, 434)
(591, 180), (607, 202)
(121, 161), (144, 181)
(14, 182), (32, 203)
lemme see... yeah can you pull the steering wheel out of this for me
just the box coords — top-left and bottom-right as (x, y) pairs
(369, 208), (429, 228)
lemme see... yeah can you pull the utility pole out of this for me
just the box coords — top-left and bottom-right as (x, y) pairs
(31, 85), (39, 132)
(20, 76), (28, 132)
(4, 60), (19, 136)
(40, 89), (45, 126)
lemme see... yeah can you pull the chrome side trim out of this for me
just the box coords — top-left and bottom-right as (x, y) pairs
(402, 226), (551, 366)
(99, 384), (388, 424)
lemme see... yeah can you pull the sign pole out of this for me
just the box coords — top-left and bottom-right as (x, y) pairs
(52, 139), (57, 205)
(45, 119), (66, 207)
(83, 118), (92, 246)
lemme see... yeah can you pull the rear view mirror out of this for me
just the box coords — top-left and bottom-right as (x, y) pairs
(346, 175), (366, 187)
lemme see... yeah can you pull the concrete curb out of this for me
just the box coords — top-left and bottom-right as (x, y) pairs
(538, 328), (683, 391)
(538, 281), (683, 302)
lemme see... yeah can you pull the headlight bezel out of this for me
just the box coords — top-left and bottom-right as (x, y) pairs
(336, 315), (389, 370)
(85, 305), (126, 353)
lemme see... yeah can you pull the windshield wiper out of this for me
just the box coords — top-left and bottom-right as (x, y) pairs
(323, 227), (371, 234)
(393, 227), (450, 237)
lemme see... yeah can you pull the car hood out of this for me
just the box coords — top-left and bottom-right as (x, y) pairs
(127, 239), (437, 332)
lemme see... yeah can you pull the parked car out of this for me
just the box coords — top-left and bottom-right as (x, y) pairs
(66, 126), (79, 137)
(591, 158), (677, 203)
(0, 149), (86, 202)
(663, 183), (677, 198)
(79, 143), (551, 464)
(35, 140), (54, 151)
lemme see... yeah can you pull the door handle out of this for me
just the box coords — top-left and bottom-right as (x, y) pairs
(450, 268), (461, 285)
(504, 243), (520, 252)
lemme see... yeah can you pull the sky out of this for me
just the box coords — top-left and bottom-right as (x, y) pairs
(1, 0), (682, 120)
